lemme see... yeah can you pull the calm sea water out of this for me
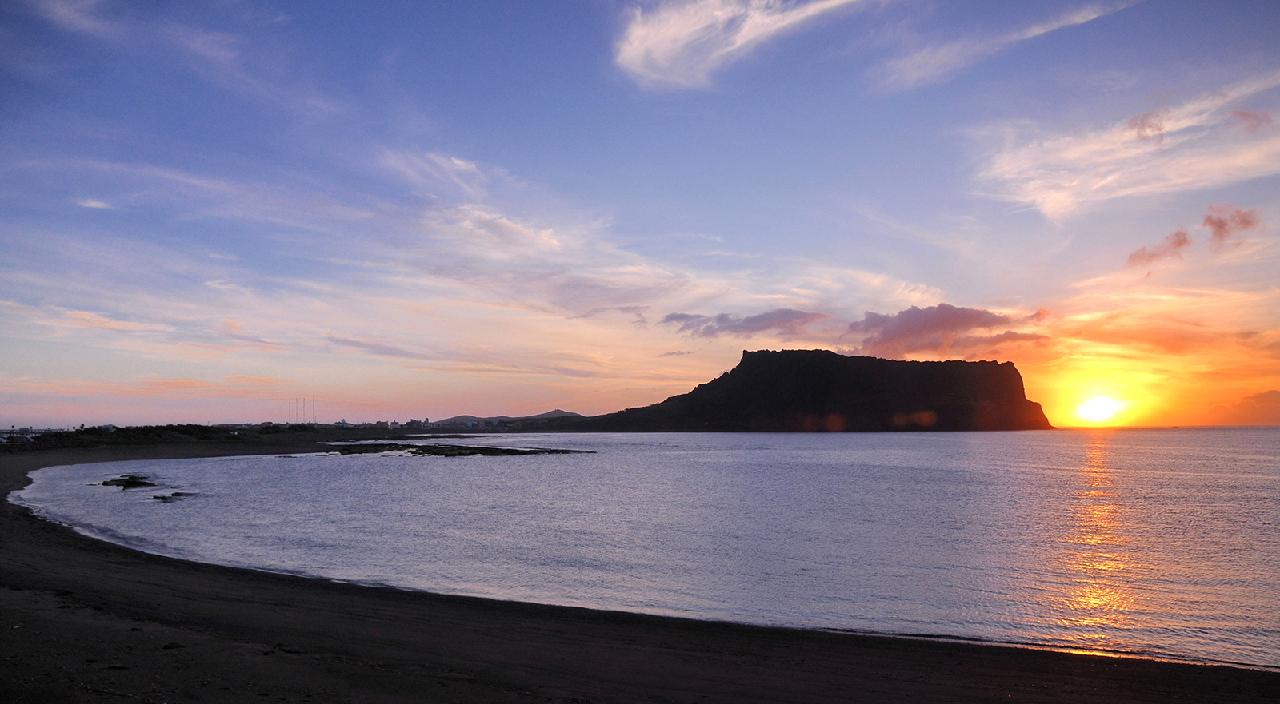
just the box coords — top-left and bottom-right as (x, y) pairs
(12, 429), (1280, 669)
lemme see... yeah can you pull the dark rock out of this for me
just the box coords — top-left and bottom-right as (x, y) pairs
(542, 350), (1052, 432)
(101, 474), (157, 489)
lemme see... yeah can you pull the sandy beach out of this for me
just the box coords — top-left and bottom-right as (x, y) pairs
(2, 439), (1277, 703)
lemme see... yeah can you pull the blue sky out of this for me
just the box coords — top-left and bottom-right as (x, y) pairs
(2, 0), (1279, 427)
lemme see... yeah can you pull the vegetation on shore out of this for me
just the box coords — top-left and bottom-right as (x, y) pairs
(2, 424), (416, 453)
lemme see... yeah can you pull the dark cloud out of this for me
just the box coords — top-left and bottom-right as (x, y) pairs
(659, 350), (693, 357)
(847, 303), (1017, 357)
(1127, 229), (1191, 268)
(1203, 205), (1259, 249)
(660, 308), (826, 338)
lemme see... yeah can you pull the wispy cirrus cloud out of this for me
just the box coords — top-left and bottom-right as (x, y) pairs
(63, 309), (172, 333)
(24, 158), (380, 234)
(2, 374), (286, 400)
(615, 0), (861, 89)
(381, 151), (491, 201)
(979, 69), (1280, 219)
(25, 1), (339, 115)
(427, 204), (563, 253)
(378, 153), (944, 323)
(325, 335), (432, 361)
(27, 0), (118, 37)
(874, 2), (1134, 91)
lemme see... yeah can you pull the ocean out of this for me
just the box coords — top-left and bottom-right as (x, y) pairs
(11, 428), (1279, 669)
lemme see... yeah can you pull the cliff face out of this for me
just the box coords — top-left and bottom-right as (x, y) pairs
(563, 350), (1051, 432)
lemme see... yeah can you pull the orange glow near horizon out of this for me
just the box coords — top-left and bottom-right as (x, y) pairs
(1076, 396), (1125, 425)
(1023, 351), (1170, 428)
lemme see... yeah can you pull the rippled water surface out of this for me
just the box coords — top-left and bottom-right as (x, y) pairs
(13, 429), (1280, 668)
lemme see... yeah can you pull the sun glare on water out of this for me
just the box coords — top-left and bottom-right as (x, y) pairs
(1075, 396), (1125, 425)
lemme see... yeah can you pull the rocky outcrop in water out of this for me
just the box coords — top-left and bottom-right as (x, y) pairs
(101, 474), (157, 489)
(332, 443), (593, 456)
(547, 350), (1052, 432)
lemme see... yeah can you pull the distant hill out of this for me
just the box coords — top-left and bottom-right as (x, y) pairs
(527, 409), (582, 420)
(540, 350), (1051, 432)
(428, 409), (582, 430)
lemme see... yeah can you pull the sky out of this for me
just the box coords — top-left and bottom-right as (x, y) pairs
(2, 0), (1279, 429)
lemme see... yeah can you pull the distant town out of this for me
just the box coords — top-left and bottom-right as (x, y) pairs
(1, 409), (585, 446)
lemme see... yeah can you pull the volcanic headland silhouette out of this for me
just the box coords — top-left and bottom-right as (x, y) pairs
(539, 349), (1051, 432)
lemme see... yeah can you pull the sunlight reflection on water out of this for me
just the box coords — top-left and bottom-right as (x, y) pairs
(1050, 436), (1138, 652)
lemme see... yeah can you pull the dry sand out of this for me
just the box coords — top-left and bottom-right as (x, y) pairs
(2, 439), (1277, 703)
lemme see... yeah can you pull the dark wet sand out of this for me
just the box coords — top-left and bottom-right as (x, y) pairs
(2, 440), (1277, 703)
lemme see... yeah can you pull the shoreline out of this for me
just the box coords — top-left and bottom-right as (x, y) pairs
(3, 439), (1278, 702)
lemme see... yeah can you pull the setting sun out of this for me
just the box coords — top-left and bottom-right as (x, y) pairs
(1076, 396), (1125, 425)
